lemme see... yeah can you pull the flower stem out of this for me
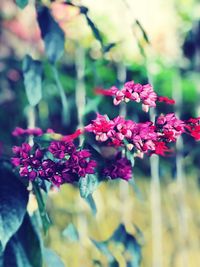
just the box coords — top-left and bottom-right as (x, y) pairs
(52, 64), (69, 126)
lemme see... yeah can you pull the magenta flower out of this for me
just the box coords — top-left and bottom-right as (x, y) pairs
(103, 154), (132, 181)
(12, 143), (43, 181)
(48, 141), (76, 159)
(12, 127), (43, 137)
(12, 140), (97, 187)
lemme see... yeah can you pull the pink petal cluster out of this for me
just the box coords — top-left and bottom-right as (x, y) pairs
(85, 113), (185, 156)
(95, 80), (174, 112)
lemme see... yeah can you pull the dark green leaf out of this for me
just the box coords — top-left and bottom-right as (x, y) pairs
(2, 213), (42, 267)
(103, 43), (116, 53)
(62, 223), (79, 242)
(135, 20), (150, 44)
(110, 224), (142, 267)
(0, 167), (28, 252)
(15, 0), (28, 9)
(84, 13), (103, 46)
(79, 174), (98, 198)
(43, 248), (65, 267)
(22, 55), (42, 106)
(37, 7), (65, 64)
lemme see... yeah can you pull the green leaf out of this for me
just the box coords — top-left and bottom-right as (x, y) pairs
(79, 174), (98, 199)
(43, 248), (65, 267)
(22, 55), (42, 106)
(62, 223), (79, 242)
(15, 0), (28, 9)
(37, 7), (65, 64)
(2, 213), (42, 267)
(0, 166), (28, 252)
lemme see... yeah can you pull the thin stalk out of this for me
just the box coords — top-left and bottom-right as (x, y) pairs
(148, 61), (163, 267)
(75, 44), (86, 145)
(75, 44), (87, 264)
(52, 65), (69, 126)
(172, 72), (189, 267)
(117, 62), (127, 117)
(27, 105), (36, 146)
(117, 62), (129, 222)
(32, 182), (51, 234)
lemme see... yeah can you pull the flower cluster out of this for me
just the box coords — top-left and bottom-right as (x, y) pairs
(12, 141), (96, 187)
(95, 80), (175, 112)
(85, 113), (187, 156)
(12, 127), (43, 137)
(103, 153), (132, 181)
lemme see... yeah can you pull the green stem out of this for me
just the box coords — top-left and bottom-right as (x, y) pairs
(33, 182), (51, 234)
(52, 65), (69, 125)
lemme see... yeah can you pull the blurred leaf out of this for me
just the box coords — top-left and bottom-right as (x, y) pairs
(15, 0), (28, 9)
(43, 248), (65, 267)
(37, 7), (65, 64)
(2, 213), (42, 267)
(62, 223), (79, 242)
(85, 194), (97, 215)
(110, 224), (142, 267)
(92, 224), (142, 267)
(83, 96), (102, 115)
(135, 20), (150, 44)
(51, 65), (69, 125)
(0, 166), (28, 252)
(33, 182), (51, 234)
(22, 55), (42, 106)
(91, 239), (115, 264)
(79, 174), (98, 198)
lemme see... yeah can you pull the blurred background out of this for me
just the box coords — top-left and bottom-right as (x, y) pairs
(0, 0), (200, 266)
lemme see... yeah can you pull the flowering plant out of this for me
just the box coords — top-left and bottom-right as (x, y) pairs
(1, 0), (199, 266)
(11, 80), (200, 192)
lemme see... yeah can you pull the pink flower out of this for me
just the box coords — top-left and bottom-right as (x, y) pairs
(185, 117), (200, 140)
(61, 129), (82, 142)
(85, 114), (115, 142)
(95, 80), (176, 113)
(157, 96), (175, 105)
(140, 84), (157, 107)
(152, 141), (172, 156)
(156, 113), (185, 142)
